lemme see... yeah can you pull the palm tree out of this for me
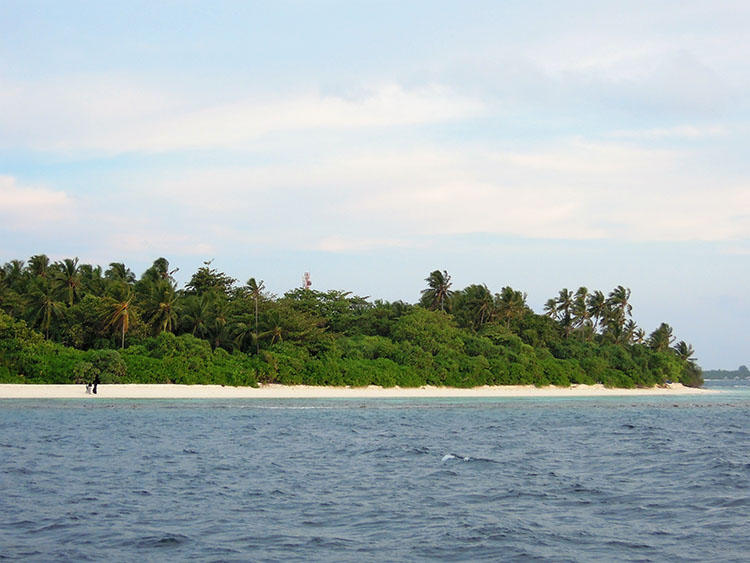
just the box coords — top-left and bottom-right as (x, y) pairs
(79, 264), (105, 296)
(623, 319), (638, 345)
(261, 310), (285, 345)
(231, 318), (254, 352)
(606, 286), (632, 334)
(452, 284), (494, 331)
(247, 278), (265, 355)
(571, 287), (590, 328)
(556, 288), (574, 337)
(673, 341), (696, 363)
(105, 262), (136, 284)
(420, 270), (453, 312)
(3, 260), (26, 291)
(180, 294), (213, 338)
(494, 286), (527, 328)
(145, 280), (178, 334)
(632, 327), (646, 344)
(27, 254), (51, 279)
(586, 290), (607, 333)
(54, 257), (81, 306)
(105, 292), (135, 348)
(543, 298), (558, 319)
(648, 322), (675, 352)
(207, 296), (230, 349)
(27, 278), (65, 338)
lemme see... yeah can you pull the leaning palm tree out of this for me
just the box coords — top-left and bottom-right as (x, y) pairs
(420, 270), (453, 312)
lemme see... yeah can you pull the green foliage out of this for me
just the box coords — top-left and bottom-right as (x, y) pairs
(0, 258), (704, 389)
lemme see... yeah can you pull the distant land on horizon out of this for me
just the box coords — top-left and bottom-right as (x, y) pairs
(703, 365), (750, 379)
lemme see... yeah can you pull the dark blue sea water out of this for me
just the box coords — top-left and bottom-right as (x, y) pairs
(2, 381), (749, 562)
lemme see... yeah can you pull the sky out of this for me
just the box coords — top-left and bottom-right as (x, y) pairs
(0, 1), (748, 369)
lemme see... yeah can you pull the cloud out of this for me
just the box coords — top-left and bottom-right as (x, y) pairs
(126, 138), (748, 249)
(314, 236), (419, 253)
(0, 78), (484, 154)
(0, 175), (74, 229)
(609, 125), (729, 140)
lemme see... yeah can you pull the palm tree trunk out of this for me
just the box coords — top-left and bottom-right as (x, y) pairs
(254, 297), (259, 355)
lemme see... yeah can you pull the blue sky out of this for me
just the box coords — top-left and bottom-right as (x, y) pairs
(1, 1), (748, 368)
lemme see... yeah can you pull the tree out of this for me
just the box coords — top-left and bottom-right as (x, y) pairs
(105, 292), (135, 348)
(556, 288), (574, 337)
(144, 280), (179, 334)
(586, 290), (607, 333)
(673, 341), (696, 363)
(606, 286), (632, 335)
(179, 294), (213, 338)
(494, 286), (527, 328)
(27, 278), (65, 338)
(247, 278), (265, 355)
(623, 319), (639, 345)
(571, 287), (590, 329)
(185, 260), (236, 296)
(648, 322), (675, 352)
(105, 262), (136, 284)
(3, 259), (26, 291)
(452, 284), (494, 331)
(54, 258), (82, 307)
(543, 298), (558, 319)
(420, 270), (453, 312)
(27, 254), (51, 279)
(79, 263), (105, 296)
(139, 257), (178, 286)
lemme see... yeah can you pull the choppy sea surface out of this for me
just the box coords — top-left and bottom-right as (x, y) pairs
(1, 379), (749, 562)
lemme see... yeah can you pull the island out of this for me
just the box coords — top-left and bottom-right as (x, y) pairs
(1, 256), (703, 389)
(702, 365), (750, 379)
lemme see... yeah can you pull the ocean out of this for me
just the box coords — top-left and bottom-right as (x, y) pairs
(1, 380), (749, 561)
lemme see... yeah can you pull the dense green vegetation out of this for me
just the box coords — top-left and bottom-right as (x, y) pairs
(702, 365), (749, 379)
(0, 256), (703, 387)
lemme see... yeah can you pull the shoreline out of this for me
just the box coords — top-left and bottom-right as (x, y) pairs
(0, 383), (717, 399)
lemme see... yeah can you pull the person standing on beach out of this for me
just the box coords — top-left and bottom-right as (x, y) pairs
(93, 373), (100, 395)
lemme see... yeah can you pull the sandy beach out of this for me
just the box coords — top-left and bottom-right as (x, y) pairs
(0, 383), (716, 399)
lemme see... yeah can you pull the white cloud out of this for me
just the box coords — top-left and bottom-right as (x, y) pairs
(0, 176), (74, 229)
(609, 125), (729, 140)
(0, 78), (484, 153)
(127, 138), (748, 248)
(314, 236), (418, 253)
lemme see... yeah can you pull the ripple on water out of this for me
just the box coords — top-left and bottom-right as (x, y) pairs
(1, 392), (750, 560)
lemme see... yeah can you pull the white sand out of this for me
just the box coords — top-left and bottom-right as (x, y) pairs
(0, 383), (716, 399)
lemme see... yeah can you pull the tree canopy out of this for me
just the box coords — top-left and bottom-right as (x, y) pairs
(0, 257), (703, 388)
